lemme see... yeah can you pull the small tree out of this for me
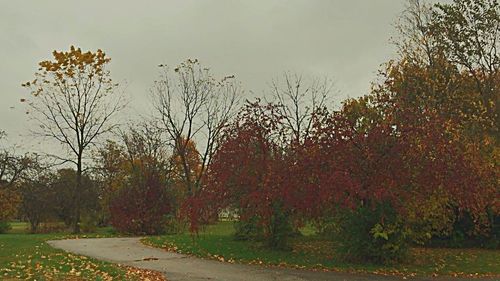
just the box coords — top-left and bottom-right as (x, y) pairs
(22, 46), (125, 233)
(51, 168), (100, 227)
(94, 140), (127, 225)
(186, 101), (295, 249)
(0, 131), (32, 232)
(107, 124), (173, 235)
(19, 171), (55, 233)
(109, 166), (172, 235)
(0, 131), (33, 188)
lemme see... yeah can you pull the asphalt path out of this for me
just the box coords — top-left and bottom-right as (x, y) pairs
(47, 237), (494, 281)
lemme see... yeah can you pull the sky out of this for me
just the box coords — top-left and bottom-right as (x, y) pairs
(0, 0), (435, 152)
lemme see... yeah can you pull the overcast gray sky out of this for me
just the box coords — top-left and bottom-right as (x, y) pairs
(0, 0), (438, 151)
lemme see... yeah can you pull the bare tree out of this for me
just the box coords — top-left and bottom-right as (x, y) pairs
(394, 0), (437, 66)
(120, 122), (171, 174)
(22, 46), (125, 233)
(152, 59), (240, 195)
(17, 160), (54, 233)
(0, 131), (33, 188)
(269, 73), (335, 144)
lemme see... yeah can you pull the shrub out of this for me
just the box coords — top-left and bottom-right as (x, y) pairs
(80, 213), (98, 233)
(0, 188), (21, 225)
(428, 210), (500, 249)
(0, 221), (11, 234)
(233, 202), (295, 250)
(266, 203), (294, 250)
(163, 214), (187, 235)
(109, 170), (172, 235)
(19, 173), (57, 233)
(233, 215), (263, 241)
(333, 202), (410, 264)
(315, 216), (341, 238)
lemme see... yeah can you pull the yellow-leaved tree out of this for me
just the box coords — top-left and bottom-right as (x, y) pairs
(22, 46), (125, 233)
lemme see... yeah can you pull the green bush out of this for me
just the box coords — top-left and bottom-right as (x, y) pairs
(266, 204), (294, 250)
(234, 215), (263, 241)
(0, 221), (12, 234)
(428, 210), (499, 249)
(234, 203), (295, 250)
(314, 216), (341, 238)
(333, 202), (410, 264)
(80, 214), (98, 233)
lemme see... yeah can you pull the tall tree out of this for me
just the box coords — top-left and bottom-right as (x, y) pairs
(22, 46), (125, 233)
(395, 0), (437, 66)
(358, 0), (500, 239)
(396, 0), (499, 136)
(152, 59), (240, 196)
(432, 0), (500, 117)
(169, 137), (202, 209)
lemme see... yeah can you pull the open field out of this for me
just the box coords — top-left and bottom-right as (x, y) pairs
(145, 222), (500, 279)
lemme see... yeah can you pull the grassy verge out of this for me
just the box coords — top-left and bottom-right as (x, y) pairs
(0, 222), (164, 280)
(144, 221), (500, 278)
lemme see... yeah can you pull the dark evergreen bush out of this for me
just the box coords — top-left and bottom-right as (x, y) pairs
(333, 202), (410, 264)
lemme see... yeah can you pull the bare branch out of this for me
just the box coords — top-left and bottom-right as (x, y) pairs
(151, 60), (241, 195)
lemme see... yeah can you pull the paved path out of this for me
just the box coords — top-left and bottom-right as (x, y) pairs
(47, 238), (490, 281)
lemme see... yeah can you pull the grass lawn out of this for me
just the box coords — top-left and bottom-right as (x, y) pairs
(0, 222), (164, 281)
(145, 221), (500, 278)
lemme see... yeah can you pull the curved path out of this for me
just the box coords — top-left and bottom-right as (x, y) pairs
(47, 238), (486, 281)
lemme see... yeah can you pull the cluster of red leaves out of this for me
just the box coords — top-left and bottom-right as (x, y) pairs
(184, 94), (497, 235)
(182, 101), (288, 233)
(109, 170), (172, 235)
(307, 105), (496, 222)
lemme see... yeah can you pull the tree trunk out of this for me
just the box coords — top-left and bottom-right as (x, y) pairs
(72, 154), (82, 234)
(30, 219), (38, 233)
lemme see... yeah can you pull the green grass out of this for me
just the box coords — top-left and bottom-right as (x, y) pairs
(0, 222), (138, 280)
(145, 221), (500, 278)
(7, 222), (30, 234)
